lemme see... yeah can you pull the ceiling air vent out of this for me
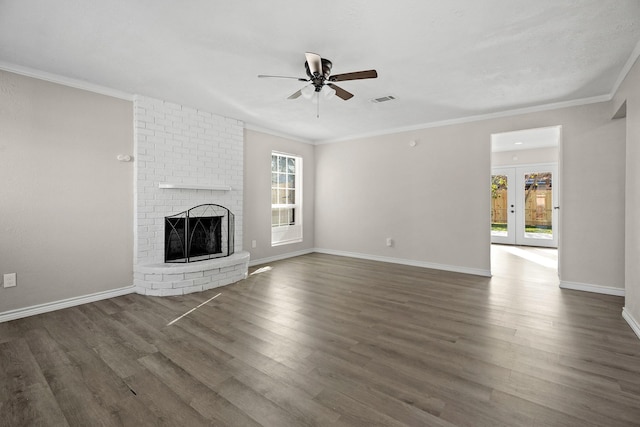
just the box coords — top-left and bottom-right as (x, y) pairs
(370, 95), (396, 104)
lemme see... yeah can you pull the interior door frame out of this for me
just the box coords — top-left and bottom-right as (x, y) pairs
(489, 125), (562, 280)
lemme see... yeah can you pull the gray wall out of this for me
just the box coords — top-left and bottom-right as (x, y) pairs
(0, 71), (134, 313)
(315, 124), (491, 274)
(243, 129), (315, 263)
(314, 101), (626, 290)
(614, 56), (640, 326)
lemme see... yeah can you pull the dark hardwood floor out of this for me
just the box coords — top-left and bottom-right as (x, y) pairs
(1, 249), (639, 426)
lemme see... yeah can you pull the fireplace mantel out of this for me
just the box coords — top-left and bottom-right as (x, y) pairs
(158, 183), (232, 191)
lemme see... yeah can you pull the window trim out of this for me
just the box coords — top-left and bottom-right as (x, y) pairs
(271, 151), (303, 246)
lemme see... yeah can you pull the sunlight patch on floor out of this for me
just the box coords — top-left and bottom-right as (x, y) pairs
(250, 266), (273, 275)
(167, 292), (222, 326)
(503, 246), (557, 269)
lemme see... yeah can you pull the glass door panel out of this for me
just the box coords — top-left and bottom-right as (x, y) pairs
(517, 165), (557, 247)
(491, 168), (515, 245)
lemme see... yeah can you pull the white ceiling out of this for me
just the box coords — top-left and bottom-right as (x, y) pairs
(1, 1), (639, 143)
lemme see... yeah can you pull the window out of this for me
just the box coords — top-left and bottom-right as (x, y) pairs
(271, 152), (302, 246)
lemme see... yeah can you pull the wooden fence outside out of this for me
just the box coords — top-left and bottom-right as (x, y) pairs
(491, 189), (552, 227)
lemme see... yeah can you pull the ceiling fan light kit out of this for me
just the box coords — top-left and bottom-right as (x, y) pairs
(301, 84), (315, 99)
(259, 52), (378, 116)
(323, 85), (336, 100)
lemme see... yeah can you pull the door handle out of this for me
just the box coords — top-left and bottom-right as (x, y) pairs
(554, 206), (560, 210)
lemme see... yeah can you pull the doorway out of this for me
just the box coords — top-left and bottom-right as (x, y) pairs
(490, 126), (561, 250)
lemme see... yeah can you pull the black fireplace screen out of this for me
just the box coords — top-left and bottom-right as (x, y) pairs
(165, 204), (234, 263)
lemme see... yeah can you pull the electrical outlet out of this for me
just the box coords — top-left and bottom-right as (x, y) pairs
(251, 240), (257, 248)
(3, 273), (16, 288)
(386, 237), (393, 247)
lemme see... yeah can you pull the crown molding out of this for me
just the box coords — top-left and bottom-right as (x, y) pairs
(0, 61), (134, 101)
(611, 38), (640, 96)
(244, 123), (314, 145)
(316, 94), (612, 144)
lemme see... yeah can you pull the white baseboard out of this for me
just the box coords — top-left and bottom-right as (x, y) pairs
(0, 285), (135, 323)
(313, 248), (492, 277)
(559, 280), (625, 296)
(622, 307), (640, 341)
(249, 248), (315, 267)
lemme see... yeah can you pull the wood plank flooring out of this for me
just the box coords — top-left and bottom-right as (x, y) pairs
(1, 248), (639, 426)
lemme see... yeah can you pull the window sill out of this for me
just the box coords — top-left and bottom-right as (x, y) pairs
(271, 238), (303, 247)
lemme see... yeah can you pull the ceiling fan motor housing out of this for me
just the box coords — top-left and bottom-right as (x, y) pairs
(305, 58), (333, 91)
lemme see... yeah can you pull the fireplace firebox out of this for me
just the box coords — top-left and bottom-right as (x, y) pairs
(164, 204), (234, 263)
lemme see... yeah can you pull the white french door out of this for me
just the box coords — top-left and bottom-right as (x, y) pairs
(491, 164), (558, 248)
(491, 167), (516, 245)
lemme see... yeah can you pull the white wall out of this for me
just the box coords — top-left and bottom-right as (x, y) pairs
(613, 56), (640, 331)
(315, 101), (626, 289)
(0, 70), (134, 313)
(243, 129), (315, 263)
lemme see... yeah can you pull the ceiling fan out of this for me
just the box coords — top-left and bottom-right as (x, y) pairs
(258, 52), (378, 115)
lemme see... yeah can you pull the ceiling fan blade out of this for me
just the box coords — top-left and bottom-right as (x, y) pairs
(329, 70), (378, 82)
(258, 74), (308, 81)
(305, 52), (322, 76)
(287, 89), (303, 99)
(327, 83), (354, 100)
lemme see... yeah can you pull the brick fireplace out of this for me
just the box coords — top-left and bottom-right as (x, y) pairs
(132, 96), (249, 296)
